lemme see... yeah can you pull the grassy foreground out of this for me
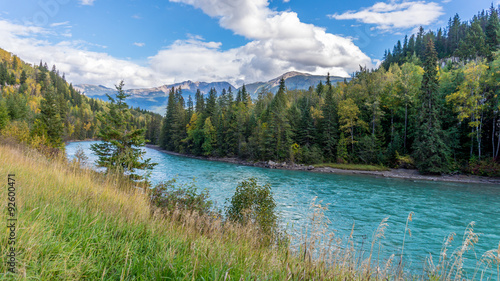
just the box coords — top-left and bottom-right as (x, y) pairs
(1, 143), (499, 280)
(313, 163), (391, 172)
(0, 143), (371, 280)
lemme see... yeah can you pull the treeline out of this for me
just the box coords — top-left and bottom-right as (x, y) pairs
(159, 12), (500, 175)
(383, 5), (500, 68)
(0, 48), (162, 152)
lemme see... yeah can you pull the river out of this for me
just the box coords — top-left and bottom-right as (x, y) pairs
(66, 141), (500, 277)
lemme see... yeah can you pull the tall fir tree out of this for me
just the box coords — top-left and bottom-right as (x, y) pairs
(321, 85), (338, 160)
(412, 39), (451, 174)
(486, 4), (500, 61)
(91, 81), (156, 183)
(37, 86), (64, 149)
(160, 87), (176, 150)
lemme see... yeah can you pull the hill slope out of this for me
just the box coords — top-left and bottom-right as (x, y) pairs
(0, 144), (289, 279)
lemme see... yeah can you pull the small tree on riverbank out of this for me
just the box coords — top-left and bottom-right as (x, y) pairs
(91, 80), (156, 184)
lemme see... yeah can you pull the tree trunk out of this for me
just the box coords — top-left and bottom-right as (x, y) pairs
(404, 103), (408, 152)
(470, 126), (474, 159)
(496, 121), (500, 159)
(478, 112), (483, 161)
(493, 113), (496, 160)
(391, 110), (394, 145)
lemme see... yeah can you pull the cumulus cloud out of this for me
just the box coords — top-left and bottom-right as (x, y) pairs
(168, 0), (372, 81)
(0, 0), (374, 88)
(149, 38), (242, 83)
(329, 1), (444, 31)
(133, 42), (145, 47)
(0, 20), (160, 88)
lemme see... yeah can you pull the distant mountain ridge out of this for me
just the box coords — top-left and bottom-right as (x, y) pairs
(75, 71), (349, 113)
(74, 81), (235, 113)
(244, 71), (347, 98)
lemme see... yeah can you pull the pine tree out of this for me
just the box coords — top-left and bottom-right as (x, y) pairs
(0, 98), (9, 130)
(160, 87), (176, 150)
(267, 78), (292, 160)
(321, 86), (338, 160)
(38, 86), (64, 149)
(195, 89), (205, 113)
(486, 5), (500, 61)
(91, 81), (156, 183)
(412, 39), (450, 174)
(20, 70), (27, 85)
(205, 88), (217, 117)
(241, 84), (250, 106)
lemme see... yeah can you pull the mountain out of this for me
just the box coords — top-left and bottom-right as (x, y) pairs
(243, 71), (348, 98)
(75, 81), (235, 114)
(75, 71), (349, 113)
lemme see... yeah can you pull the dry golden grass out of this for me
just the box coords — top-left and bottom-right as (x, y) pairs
(0, 142), (499, 280)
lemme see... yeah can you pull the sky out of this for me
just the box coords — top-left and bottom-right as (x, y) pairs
(0, 0), (496, 88)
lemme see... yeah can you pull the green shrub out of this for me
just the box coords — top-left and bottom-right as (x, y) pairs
(226, 178), (278, 238)
(394, 151), (415, 169)
(150, 178), (213, 216)
(465, 158), (500, 177)
(301, 144), (324, 164)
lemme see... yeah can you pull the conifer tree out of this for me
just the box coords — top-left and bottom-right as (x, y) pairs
(160, 87), (176, 150)
(37, 86), (64, 149)
(486, 5), (500, 60)
(91, 81), (156, 182)
(195, 89), (205, 114)
(0, 99), (9, 130)
(205, 88), (217, 117)
(241, 84), (250, 106)
(321, 85), (338, 160)
(412, 39), (450, 174)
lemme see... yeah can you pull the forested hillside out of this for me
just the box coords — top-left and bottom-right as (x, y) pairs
(159, 6), (500, 176)
(0, 48), (162, 152)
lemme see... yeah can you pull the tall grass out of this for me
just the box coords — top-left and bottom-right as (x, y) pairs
(1, 142), (499, 280)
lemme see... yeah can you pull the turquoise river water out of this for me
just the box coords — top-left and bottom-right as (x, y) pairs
(66, 141), (500, 277)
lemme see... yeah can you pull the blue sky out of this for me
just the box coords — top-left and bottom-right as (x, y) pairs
(0, 0), (495, 88)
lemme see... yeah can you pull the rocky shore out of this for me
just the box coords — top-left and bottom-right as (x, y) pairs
(147, 145), (500, 185)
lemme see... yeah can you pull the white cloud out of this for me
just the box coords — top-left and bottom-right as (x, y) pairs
(79, 0), (96, 6)
(168, 0), (372, 81)
(0, 20), (160, 88)
(329, 1), (444, 31)
(0, 0), (375, 89)
(149, 38), (242, 84)
(50, 21), (70, 27)
(133, 42), (145, 47)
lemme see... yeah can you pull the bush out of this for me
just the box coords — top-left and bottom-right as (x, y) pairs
(301, 144), (324, 164)
(226, 178), (278, 238)
(465, 158), (500, 177)
(394, 151), (416, 169)
(150, 178), (213, 216)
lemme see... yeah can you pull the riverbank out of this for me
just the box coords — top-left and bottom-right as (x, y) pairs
(146, 144), (500, 185)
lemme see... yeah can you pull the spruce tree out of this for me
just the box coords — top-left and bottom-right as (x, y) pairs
(321, 86), (338, 160)
(412, 39), (450, 174)
(38, 86), (64, 149)
(0, 98), (9, 130)
(486, 5), (500, 61)
(194, 89), (205, 113)
(91, 81), (156, 183)
(160, 87), (176, 150)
